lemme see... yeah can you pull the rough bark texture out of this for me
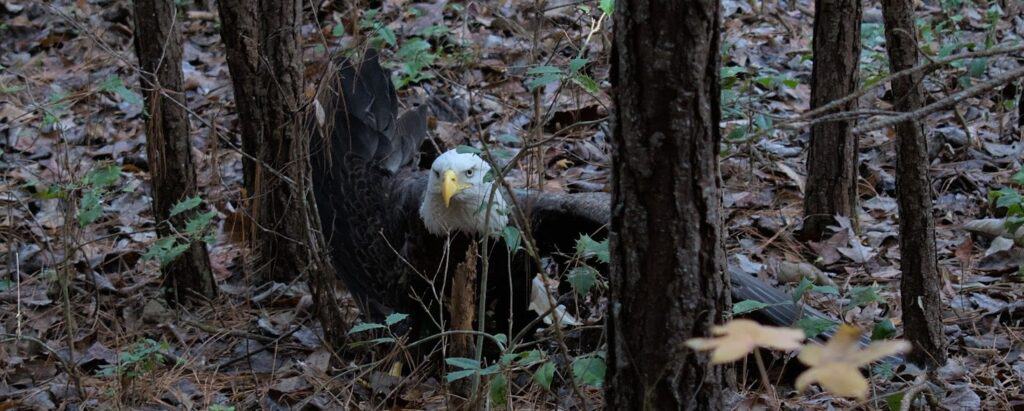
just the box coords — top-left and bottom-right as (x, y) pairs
(803, 0), (863, 240)
(218, 0), (311, 283)
(216, 0), (260, 195)
(881, 0), (948, 367)
(132, 0), (216, 303)
(448, 245), (477, 404)
(606, 1), (728, 409)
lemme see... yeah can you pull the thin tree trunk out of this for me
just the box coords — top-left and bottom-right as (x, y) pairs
(803, 0), (863, 240)
(880, 0), (948, 368)
(216, 0), (260, 198)
(606, 1), (728, 408)
(132, 0), (216, 303)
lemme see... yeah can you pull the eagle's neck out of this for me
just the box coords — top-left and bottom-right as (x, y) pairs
(420, 184), (509, 237)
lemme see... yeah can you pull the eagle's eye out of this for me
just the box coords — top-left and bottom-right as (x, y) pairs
(464, 169), (474, 178)
(434, 170), (440, 177)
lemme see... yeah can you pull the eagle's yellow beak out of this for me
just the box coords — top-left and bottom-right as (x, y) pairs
(442, 170), (469, 207)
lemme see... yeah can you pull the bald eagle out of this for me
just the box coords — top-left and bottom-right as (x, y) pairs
(310, 51), (830, 342)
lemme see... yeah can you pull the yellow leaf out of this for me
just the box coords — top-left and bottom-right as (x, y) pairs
(685, 319), (805, 364)
(796, 324), (911, 399)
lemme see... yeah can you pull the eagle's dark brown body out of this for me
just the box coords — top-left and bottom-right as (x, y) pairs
(309, 51), (841, 343)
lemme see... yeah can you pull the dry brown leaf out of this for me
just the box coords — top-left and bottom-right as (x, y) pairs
(685, 319), (805, 364)
(796, 324), (911, 399)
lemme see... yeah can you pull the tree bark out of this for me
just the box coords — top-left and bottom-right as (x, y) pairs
(132, 0), (216, 303)
(606, 1), (728, 409)
(218, 0), (310, 283)
(216, 0), (260, 196)
(880, 0), (948, 368)
(219, 0), (347, 349)
(803, 0), (863, 240)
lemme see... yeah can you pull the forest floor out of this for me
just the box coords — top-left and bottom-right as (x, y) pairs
(2, 0), (1024, 409)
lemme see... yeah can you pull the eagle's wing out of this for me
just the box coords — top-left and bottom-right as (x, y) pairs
(514, 190), (848, 341)
(309, 50), (428, 318)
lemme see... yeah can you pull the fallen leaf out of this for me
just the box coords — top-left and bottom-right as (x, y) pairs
(796, 325), (911, 399)
(528, 275), (579, 327)
(685, 319), (805, 364)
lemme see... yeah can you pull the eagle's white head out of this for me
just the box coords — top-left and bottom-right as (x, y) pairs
(420, 149), (508, 236)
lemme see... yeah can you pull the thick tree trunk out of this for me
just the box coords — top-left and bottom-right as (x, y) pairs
(219, 0), (347, 348)
(218, 0), (309, 283)
(803, 0), (863, 240)
(606, 1), (728, 409)
(132, 0), (216, 303)
(880, 0), (948, 368)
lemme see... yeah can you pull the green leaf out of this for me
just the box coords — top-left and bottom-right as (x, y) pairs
(528, 73), (561, 91)
(77, 189), (103, 227)
(445, 369), (477, 382)
(533, 361), (556, 390)
(376, 26), (396, 46)
(0, 280), (12, 292)
(493, 333), (508, 346)
(795, 317), (837, 338)
(368, 337), (396, 345)
(385, 313), (408, 326)
(170, 196), (202, 217)
(720, 66), (746, 79)
(575, 234), (609, 264)
(184, 210), (217, 236)
(569, 58), (588, 73)
(813, 285), (839, 295)
(99, 76), (142, 108)
(517, 349), (542, 365)
(489, 374), (508, 406)
(527, 65), (562, 76)
(571, 356), (605, 388)
(478, 363), (501, 376)
(754, 113), (772, 130)
(871, 318), (897, 341)
(347, 322), (386, 334)
(994, 188), (1022, 209)
(501, 226), (521, 252)
(732, 299), (771, 315)
(83, 165), (122, 188)
(849, 285), (881, 307)
(571, 74), (600, 93)
(420, 24), (449, 37)
(332, 22), (345, 37)
(793, 277), (814, 302)
(874, 362), (896, 380)
(599, 0), (614, 15)
(567, 265), (598, 295)
(968, 58), (987, 78)
(445, 357), (481, 370)
(725, 127), (747, 142)
(455, 145), (481, 155)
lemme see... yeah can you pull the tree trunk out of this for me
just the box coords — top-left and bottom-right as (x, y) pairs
(880, 0), (948, 368)
(219, 0), (348, 348)
(132, 0), (216, 303)
(803, 0), (863, 240)
(606, 1), (728, 408)
(218, 0), (309, 283)
(216, 0), (260, 198)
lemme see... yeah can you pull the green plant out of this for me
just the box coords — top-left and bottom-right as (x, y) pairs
(141, 196), (217, 266)
(97, 339), (170, 378)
